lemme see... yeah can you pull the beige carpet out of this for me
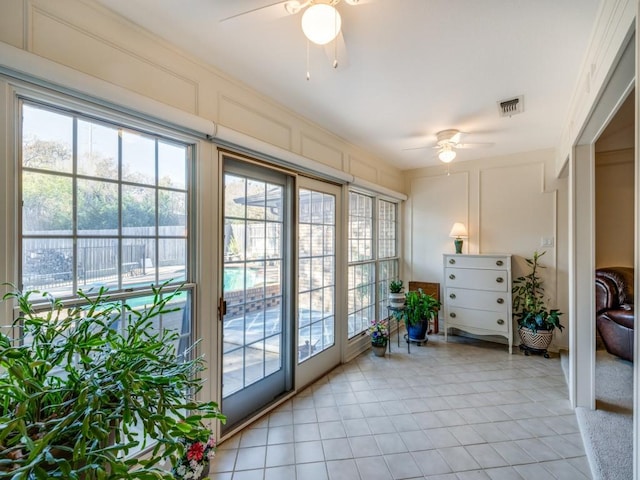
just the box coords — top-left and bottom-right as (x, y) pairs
(564, 350), (633, 480)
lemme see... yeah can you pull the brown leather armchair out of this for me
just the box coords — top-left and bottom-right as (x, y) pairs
(595, 267), (634, 362)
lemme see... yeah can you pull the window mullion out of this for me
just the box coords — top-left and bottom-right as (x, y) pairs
(72, 117), (78, 294)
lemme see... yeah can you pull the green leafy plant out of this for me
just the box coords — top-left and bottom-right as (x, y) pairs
(397, 288), (440, 326)
(0, 283), (225, 479)
(512, 251), (564, 333)
(389, 280), (404, 294)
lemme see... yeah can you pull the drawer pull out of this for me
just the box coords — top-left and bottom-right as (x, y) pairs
(496, 277), (504, 283)
(497, 319), (505, 325)
(496, 260), (503, 266)
(449, 258), (456, 264)
(449, 293), (456, 299)
(496, 298), (504, 304)
(449, 312), (457, 318)
(449, 274), (456, 280)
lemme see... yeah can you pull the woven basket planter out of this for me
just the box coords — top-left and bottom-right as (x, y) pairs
(518, 326), (553, 350)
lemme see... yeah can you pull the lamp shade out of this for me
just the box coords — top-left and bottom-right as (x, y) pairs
(301, 4), (342, 45)
(438, 145), (456, 163)
(449, 222), (468, 238)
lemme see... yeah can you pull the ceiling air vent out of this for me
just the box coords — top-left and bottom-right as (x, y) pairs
(498, 96), (524, 117)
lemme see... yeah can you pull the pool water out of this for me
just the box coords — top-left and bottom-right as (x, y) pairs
(224, 267), (260, 291)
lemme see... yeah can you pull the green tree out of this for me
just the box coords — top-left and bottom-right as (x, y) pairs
(22, 137), (187, 232)
(22, 136), (72, 171)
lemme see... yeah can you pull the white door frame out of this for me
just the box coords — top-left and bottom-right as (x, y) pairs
(569, 28), (636, 477)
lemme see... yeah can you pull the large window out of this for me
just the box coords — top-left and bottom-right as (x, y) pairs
(18, 98), (195, 455)
(377, 200), (399, 317)
(20, 101), (190, 297)
(347, 192), (399, 339)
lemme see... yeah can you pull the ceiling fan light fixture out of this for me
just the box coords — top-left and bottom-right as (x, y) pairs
(438, 145), (456, 163)
(301, 4), (342, 45)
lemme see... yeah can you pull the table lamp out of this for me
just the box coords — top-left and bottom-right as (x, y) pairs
(449, 222), (468, 254)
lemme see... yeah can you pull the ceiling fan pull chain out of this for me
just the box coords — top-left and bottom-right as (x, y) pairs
(306, 39), (311, 81)
(333, 8), (339, 68)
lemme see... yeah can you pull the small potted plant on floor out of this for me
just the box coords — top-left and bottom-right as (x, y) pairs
(172, 425), (218, 480)
(367, 318), (389, 356)
(388, 279), (405, 309)
(397, 288), (440, 343)
(512, 250), (564, 357)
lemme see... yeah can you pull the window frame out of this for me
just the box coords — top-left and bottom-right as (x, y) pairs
(18, 96), (196, 298)
(376, 199), (400, 318)
(347, 190), (400, 340)
(13, 90), (201, 458)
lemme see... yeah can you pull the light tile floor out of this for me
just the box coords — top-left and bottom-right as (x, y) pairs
(210, 334), (592, 480)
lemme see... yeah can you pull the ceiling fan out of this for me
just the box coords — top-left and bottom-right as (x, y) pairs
(405, 129), (494, 163)
(220, 1), (361, 76)
(220, 0), (361, 25)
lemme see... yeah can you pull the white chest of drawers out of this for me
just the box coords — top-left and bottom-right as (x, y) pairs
(443, 254), (513, 353)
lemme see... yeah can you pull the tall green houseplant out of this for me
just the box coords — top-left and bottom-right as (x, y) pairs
(0, 284), (225, 479)
(512, 251), (563, 333)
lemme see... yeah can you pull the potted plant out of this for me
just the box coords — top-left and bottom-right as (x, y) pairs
(367, 318), (389, 357)
(512, 251), (564, 357)
(388, 280), (405, 308)
(171, 425), (218, 480)
(0, 283), (226, 479)
(397, 288), (441, 343)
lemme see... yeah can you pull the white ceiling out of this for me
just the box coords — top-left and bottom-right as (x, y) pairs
(94, 0), (602, 169)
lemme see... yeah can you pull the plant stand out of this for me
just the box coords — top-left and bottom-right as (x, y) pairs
(387, 306), (405, 352)
(403, 332), (428, 354)
(402, 320), (429, 353)
(518, 343), (550, 358)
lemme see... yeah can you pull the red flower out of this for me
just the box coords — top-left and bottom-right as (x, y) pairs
(186, 441), (205, 462)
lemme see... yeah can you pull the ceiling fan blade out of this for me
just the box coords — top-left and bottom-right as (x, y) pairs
(323, 31), (349, 68)
(455, 142), (494, 149)
(449, 131), (463, 144)
(402, 145), (433, 152)
(219, 1), (290, 22)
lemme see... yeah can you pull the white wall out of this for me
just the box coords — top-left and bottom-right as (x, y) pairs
(404, 149), (569, 350)
(595, 149), (634, 268)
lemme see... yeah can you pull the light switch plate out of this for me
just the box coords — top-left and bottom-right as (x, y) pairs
(540, 236), (554, 247)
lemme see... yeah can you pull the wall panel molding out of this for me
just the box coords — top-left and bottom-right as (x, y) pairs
(348, 154), (377, 183)
(300, 133), (344, 171)
(219, 95), (292, 151)
(29, 5), (199, 113)
(407, 171), (469, 282)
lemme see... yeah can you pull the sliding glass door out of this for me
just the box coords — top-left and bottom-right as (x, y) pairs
(221, 157), (293, 432)
(220, 158), (343, 428)
(296, 178), (342, 386)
